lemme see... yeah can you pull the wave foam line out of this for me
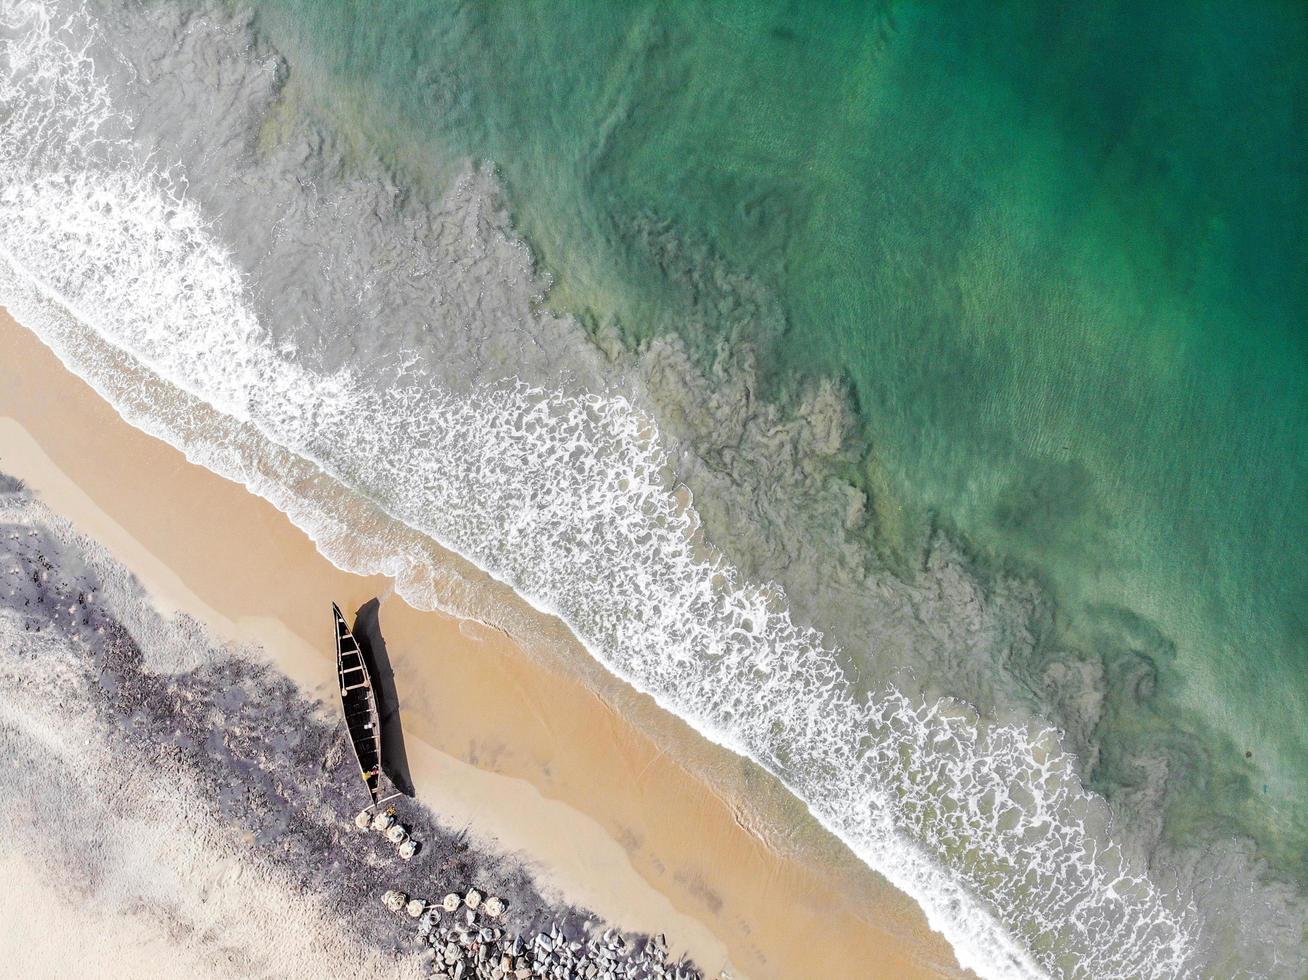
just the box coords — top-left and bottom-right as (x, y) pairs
(0, 3), (1198, 976)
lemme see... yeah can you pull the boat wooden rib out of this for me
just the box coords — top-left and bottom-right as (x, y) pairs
(334, 602), (383, 807)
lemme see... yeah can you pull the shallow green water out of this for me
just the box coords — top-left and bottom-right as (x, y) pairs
(246, 0), (1308, 882)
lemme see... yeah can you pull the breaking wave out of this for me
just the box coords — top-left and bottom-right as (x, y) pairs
(0, 2), (1210, 976)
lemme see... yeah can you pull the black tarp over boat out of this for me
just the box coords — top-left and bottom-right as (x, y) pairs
(334, 603), (383, 807)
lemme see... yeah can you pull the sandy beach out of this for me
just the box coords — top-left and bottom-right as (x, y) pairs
(0, 307), (964, 979)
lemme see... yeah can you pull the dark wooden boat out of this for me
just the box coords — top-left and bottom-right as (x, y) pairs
(334, 603), (383, 808)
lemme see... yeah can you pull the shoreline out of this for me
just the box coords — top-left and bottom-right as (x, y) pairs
(0, 307), (965, 978)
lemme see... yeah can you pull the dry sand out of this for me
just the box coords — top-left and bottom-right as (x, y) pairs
(0, 308), (965, 979)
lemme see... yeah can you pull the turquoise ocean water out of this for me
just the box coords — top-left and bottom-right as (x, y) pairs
(242, 0), (1307, 891)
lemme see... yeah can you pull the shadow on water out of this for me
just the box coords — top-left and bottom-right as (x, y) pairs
(352, 598), (415, 797)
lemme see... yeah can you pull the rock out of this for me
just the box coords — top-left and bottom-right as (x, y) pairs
(381, 873), (703, 979)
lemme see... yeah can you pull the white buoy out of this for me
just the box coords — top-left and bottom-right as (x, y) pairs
(371, 811), (395, 832)
(464, 889), (481, 910)
(442, 893), (461, 912)
(398, 839), (420, 861)
(354, 811), (372, 831)
(406, 898), (426, 918)
(482, 897), (504, 918)
(382, 890), (407, 913)
(386, 824), (408, 844)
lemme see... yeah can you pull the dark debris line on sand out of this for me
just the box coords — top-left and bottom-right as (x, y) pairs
(0, 481), (712, 979)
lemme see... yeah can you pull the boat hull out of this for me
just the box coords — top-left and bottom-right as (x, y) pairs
(334, 603), (383, 806)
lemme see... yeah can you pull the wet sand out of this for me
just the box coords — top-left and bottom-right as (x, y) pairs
(0, 308), (966, 979)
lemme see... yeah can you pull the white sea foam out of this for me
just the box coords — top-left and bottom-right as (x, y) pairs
(0, 3), (1202, 976)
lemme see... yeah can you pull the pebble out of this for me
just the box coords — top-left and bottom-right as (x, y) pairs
(399, 883), (708, 980)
